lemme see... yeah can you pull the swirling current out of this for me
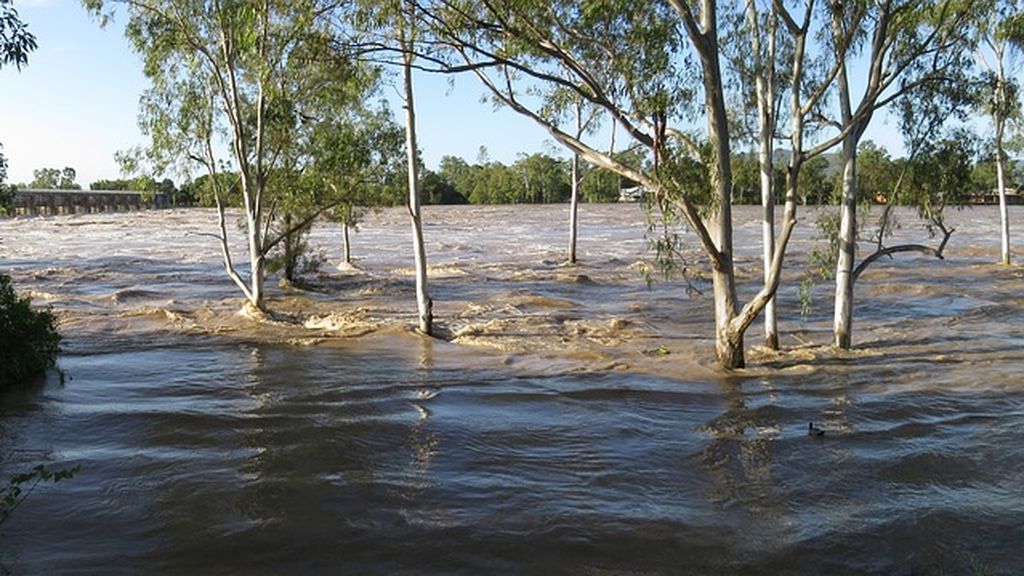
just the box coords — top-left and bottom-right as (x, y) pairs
(1, 204), (1022, 574)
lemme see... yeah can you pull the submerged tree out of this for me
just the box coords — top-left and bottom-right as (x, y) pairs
(728, 0), (786, 349)
(973, 0), (1023, 265)
(85, 0), (372, 312)
(410, 1), (807, 368)
(307, 106), (405, 268)
(825, 0), (975, 349)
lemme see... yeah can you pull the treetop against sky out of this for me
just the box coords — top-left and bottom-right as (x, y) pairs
(0, 1), (970, 191)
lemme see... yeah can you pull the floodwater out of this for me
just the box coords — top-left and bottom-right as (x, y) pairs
(1, 204), (1023, 574)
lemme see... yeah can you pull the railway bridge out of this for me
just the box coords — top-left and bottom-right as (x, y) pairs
(8, 189), (170, 216)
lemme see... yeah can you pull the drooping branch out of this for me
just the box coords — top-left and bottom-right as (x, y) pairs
(852, 223), (955, 283)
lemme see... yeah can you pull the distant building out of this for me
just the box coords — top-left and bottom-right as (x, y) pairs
(969, 187), (1022, 205)
(618, 186), (646, 202)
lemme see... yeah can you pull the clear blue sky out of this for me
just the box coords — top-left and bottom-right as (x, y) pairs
(0, 1), (911, 190)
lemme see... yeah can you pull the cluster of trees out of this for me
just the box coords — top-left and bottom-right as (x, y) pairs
(395, 0), (1023, 366)
(81, 0), (436, 332)
(90, 175), (195, 205)
(421, 150), (633, 205)
(731, 143), (1023, 206)
(66, 0), (1021, 370)
(0, 0), (954, 372)
(28, 166), (81, 190)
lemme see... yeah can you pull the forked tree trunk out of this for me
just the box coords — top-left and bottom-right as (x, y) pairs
(402, 8), (432, 335)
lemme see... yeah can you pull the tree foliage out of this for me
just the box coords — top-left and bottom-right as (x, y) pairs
(0, 0), (35, 71)
(30, 167), (81, 190)
(0, 273), (61, 390)
(84, 0), (382, 309)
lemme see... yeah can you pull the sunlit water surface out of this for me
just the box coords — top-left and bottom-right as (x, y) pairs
(1, 204), (1023, 574)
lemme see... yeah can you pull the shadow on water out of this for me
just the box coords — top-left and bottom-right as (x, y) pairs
(2, 338), (1021, 575)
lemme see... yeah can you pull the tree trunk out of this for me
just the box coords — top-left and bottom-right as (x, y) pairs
(833, 134), (857, 349)
(831, 13), (859, 351)
(246, 206), (266, 311)
(402, 11), (432, 336)
(342, 220), (352, 265)
(696, 0), (743, 368)
(568, 152), (580, 264)
(568, 99), (585, 264)
(283, 212), (295, 283)
(749, 1), (778, 350)
(713, 264), (744, 368)
(994, 53), (1011, 265)
(996, 133), (1011, 265)
(249, 253), (265, 310)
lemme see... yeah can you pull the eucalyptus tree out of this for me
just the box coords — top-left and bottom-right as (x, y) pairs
(824, 0), (976, 349)
(973, 0), (1023, 265)
(413, 0), (805, 368)
(567, 99), (586, 263)
(340, 0), (434, 334)
(544, 89), (603, 263)
(307, 106), (405, 267)
(267, 33), (397, 276)
(84, 0), (365, 312)
(400, 0), (434, 335)
(728, 0), (787, 349)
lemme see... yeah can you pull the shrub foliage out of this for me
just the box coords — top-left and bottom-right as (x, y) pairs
(0, 273), (60, 388)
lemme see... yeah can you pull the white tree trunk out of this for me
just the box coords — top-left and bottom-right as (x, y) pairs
(833, 135), (857, 349)
(695, 0), (743, 368)
(402, 20), (432, 335)
(996, 135), (1011, 265)
(749, 1), (778, 350)
(831, 10), (859, 351)
(568, 152), (580, 264)
(995, 55), (1011, 265)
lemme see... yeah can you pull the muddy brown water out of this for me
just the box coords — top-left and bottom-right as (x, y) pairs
(1, 204), (1023, 574)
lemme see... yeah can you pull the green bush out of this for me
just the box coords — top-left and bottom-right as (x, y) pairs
(0, 273), (61, 389)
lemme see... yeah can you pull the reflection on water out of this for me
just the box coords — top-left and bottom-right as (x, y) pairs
(1, 205), (1023, 574)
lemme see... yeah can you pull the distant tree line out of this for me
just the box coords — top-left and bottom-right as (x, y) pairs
(12, 146), (1020, 212)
